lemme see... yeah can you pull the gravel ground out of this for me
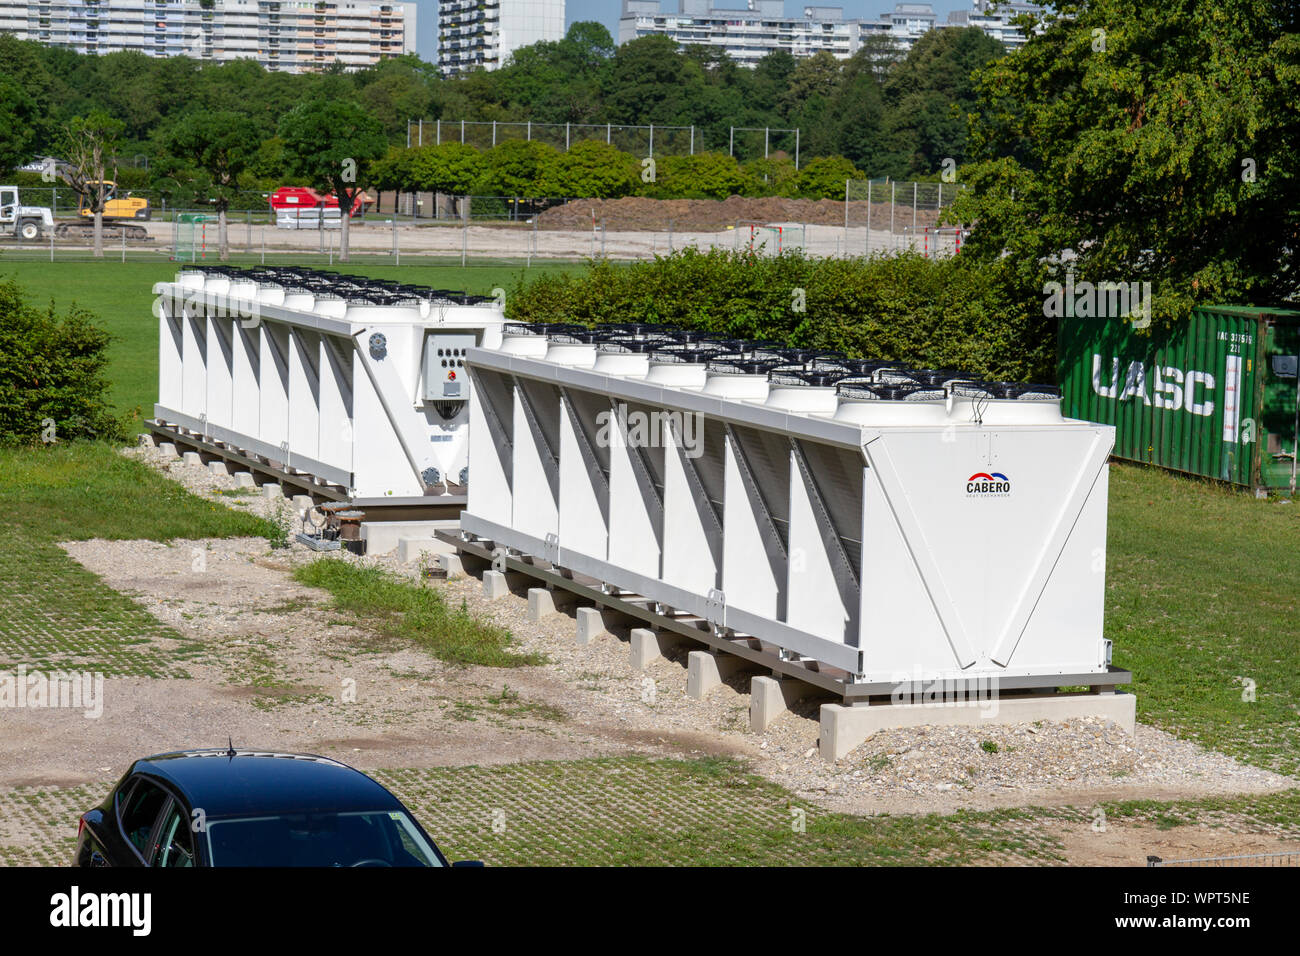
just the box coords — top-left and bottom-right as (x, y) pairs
(68, 440), (1297, 820)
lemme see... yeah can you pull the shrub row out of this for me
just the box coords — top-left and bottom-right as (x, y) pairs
(506, 249), (1052, 383)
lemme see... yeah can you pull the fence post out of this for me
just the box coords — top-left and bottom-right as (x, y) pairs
(461, 203), (468, 268)
(690, 126), (694, 154)
(418, 119), (423, 147)
(437, 119), (441, 145)
(729, 126), (734, 157)
(890, 181), (896, 252)
(527, 120), (531, 141)
(764, 127), (769, 159)
(649, 124), (654, 158)
(912, 182), (918, 242)
(566, 122), (570, 150)
(246, 210), (251, 253)
(865, 181), (872, 256)
(461, 119), (465, 144)
(261, 226), (265, 264)
(607, 123), (611, 145)
(392, 214), (398, 265)
(492, 120), (497, 147)
(406, 119), (411, 148)
(795, 128), (800, 170)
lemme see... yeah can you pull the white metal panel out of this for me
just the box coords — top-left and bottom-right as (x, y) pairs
(258, 323), (290, 454)
(205, 315), (235, 433)
(231, 322), (260, 440)
(288, 328), (321, 462)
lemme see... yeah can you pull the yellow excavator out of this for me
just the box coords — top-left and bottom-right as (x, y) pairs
(54, 181), (152, 241)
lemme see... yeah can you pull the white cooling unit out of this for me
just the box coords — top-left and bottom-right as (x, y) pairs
(461, 328), (1123, 690)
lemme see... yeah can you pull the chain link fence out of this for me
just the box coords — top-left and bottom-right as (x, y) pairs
(0, 182), (965, 266)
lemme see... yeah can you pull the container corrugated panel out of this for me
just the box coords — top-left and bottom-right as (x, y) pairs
(1059, 306), (1300, 489)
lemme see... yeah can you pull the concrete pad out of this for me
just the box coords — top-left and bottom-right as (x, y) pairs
(482, 570), (509, 601)
(181, 451), (202, 466)
(158, 442), (178, 458)
(360, 519), (460, 557)
(436, 553), (465, 578)
(232, 472), (257, 489)
(629, 628), (662, 670)
(575, 607), (612, 645)
(291, 494), (315, 515)
(750, 675), (792, 733)
(207, 460), (229, 476)
(137, 434), (155, 448)
(818, 691), (1138, 763)
(261, 483), (283, 500)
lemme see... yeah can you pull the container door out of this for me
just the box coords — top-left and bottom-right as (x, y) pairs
(1260, 321), (1300, 491)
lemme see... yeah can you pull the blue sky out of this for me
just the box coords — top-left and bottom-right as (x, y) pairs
(413, 1), (974, 62)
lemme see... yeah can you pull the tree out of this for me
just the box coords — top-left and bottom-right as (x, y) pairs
(794, 156), (864, 200)
(278, 100), (387, 262)
(0, 76), (40, 173)
(167, 111), (259, 259)
(59, 111), (125, 258)
(538, 140), (639, 198)
(649, 152), (750, 200)
(409, 143), (486, 195)
(952, 0), (1300, 322)
(474, 140), (560, 198)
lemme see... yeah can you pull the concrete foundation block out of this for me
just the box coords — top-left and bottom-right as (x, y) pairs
(687, 650), (743, 700)
(397, 537), (449, 564)
(158, 442), (178, 458)
(436, 553), (465, 578)
(261, 483), (283, 500)
(629, 628), (662, 670)
(207, 460), (229, 476)
(575, 607), (612, 645)
(360, 519), (460, 558)
(818, 691), (1138, 763)
(232, 472), (257, 489)
(181, 451), (202, 466)
(290, 494), (315, 515)
(482, 570), (509, 601)
(527, 587), (574, 622)
(137, 434), (155, 449)
(750, 675), (791, 733)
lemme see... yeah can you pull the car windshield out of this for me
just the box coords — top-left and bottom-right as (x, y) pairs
(204, 810), (444, 867)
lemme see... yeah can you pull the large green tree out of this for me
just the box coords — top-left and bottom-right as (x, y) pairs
(278, 100), (387, 261)
(167, 111), (259, 259)
(952, 0), (1300, 321)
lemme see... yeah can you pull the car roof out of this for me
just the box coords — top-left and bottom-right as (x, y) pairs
(128, 750), (406, 818)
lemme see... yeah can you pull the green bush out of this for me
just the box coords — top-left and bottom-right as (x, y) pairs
(507, 248), (1051, 382)
(0, 277), (125, 445)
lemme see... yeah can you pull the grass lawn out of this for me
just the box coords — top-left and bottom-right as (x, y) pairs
(0, 256), (581, 428)
(1107, 463), (1300, 776)
(0, 443), (274, 677)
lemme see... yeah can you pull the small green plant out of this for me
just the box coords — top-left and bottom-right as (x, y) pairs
(265, 500), (293, 550)
(980, 740), (1000, 754)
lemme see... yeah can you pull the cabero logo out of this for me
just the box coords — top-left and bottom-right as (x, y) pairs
(967, 471), (1011, 496)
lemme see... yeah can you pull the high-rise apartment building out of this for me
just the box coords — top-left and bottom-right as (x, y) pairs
(436, 0), (565, 76)
(619, 1), (1050, 64)
(0, 0), (415, 72)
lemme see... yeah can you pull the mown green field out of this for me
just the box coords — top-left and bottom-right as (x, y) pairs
(0, 256), (581, 427)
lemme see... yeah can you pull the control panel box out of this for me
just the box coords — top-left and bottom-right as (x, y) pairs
(424, 333), (478, 401)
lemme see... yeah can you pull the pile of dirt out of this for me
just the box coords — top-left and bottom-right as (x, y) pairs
(537, 195), (932, 232)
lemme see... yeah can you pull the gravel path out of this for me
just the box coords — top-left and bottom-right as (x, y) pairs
(60, 440), (1294, 820)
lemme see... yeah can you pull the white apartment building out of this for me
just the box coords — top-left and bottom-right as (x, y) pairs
(947, 0), (1045, 50)
(436, 0), (565, 76)
(619, 1), (1051, 64)
(618, 1), (857, 66)
(0, 0), (415, 72)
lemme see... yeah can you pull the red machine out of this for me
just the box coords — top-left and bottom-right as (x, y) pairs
(269, 186), (368, 217)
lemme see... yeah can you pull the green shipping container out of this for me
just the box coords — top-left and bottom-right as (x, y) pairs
(1058, 306), (1300, 492)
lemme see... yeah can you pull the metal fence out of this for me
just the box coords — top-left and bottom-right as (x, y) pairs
(1147, 851), (1300, 867)
(405, 119), (802, 164)
(845, 179), (965, 257)
(0, 181), (964, 266)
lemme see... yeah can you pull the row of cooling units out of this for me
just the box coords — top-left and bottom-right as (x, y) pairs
(153, 266), (1124, 692)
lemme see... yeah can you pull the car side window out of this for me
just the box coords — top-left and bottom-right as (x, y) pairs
(152, 802), (195, 868)
(118, 779), (168, 860)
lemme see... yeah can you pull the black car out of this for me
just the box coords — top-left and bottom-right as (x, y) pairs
(74, 749), (460, 867)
